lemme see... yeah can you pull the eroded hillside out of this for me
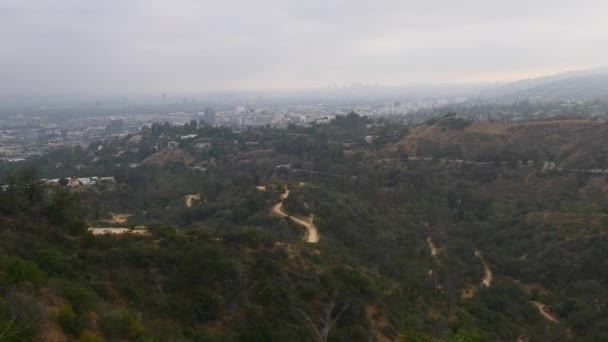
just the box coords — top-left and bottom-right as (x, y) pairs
(396, 117), (608, 169)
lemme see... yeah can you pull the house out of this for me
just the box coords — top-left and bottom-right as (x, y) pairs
(67, 177), (82, 187)
(364, 135), (378, 144)
(77, 178), (96, 186)
(45, 179), (60, 186)
(314, 117), (331, 124)
(180, 134), (198, 140)
(194, 142), (211, 150)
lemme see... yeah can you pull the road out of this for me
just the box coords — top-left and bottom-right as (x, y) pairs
(383, 156), (608, 174)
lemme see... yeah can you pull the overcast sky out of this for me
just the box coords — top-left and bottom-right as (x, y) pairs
(1, 0), (607, 94)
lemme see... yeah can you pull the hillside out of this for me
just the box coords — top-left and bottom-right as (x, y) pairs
(0, 115), (606, 341)
(396, 116), (608, 168)
(141, 148), (194, 166)
(480, 68), (608, 102)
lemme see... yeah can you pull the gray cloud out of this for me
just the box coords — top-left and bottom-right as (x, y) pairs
(1, 0), (607, 94)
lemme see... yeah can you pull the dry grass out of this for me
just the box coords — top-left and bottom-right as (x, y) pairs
(396, 119), (608, 168)
(141, 148), (194, 166)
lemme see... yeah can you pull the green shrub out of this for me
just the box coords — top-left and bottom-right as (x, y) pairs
(4, 256), (47, 286)
(67, 220), (87, 236)
(58, 306), (84, 336)
(56, 280), (98, 312)
(0, 292), (41, 340)
(79, 330), (104, 342)
(448, 329), (489, 342)
(36, 249), (67, 276)
(101, 308), (145, 340)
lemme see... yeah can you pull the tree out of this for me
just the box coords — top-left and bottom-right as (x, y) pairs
(0, 291), (42, 340)
(449, 329), (488, 342)
(58, 177), (69, 187)
(298, 299), (349, 342)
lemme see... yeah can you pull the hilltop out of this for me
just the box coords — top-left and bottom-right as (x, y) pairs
(480, 68), (608, 102)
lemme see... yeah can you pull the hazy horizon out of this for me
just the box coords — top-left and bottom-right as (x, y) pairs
(2, 1), (607, 95)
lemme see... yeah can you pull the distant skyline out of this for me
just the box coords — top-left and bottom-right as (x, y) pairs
(1, 1), (607, 94)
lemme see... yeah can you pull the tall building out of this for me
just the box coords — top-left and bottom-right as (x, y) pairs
(105, 119), (124, 135)
(200, 107), (216, 126)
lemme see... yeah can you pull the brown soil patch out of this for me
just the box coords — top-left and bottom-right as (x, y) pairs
(184, 194), (202, 208)
(142, 148), (193, 166)
(366, 305), (398, 342)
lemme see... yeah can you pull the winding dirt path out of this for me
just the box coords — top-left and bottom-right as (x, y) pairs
(271, 188), (319, 243)
(426, 236), (444, 290)
(462, 250), (562, 325)
(184, 194), (201, 208)
(532, 301), (560, 323)
(462, 250), (493, 298)
(427, 236), (441, 258)
(475, 250), (493, 287)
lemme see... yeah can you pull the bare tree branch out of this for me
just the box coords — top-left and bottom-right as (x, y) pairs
(0, 292), (42, 339)
(298, 299), (350, 342)
(297, 308), (321, 340)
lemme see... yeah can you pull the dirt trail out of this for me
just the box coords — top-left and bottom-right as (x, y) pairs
(427, 236), (441, 257)
(516, 281), (561, 324)
(426, 235), (444, 290)
(271, 188), (319, 243)
(475, 250), (493, 287)
(88, 227), (149, 235)
(532, 301), (560, 323)
(462, 250), (493, 298)
(184, 194), (201, 208)
(103, 213), (132, 224)
(366, 305), (397, 342)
